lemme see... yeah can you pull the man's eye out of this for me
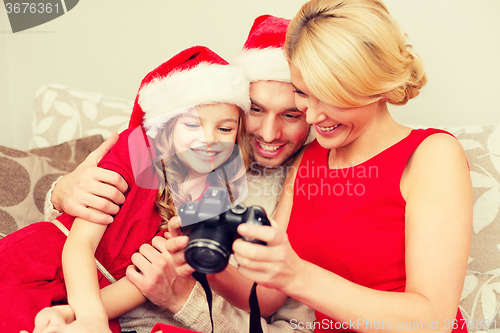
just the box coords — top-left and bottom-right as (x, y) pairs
(250, 107), (263, 113)
(283, 113), (299, 119)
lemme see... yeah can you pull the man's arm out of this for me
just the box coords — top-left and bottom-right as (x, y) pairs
(45, 132), (128, 224)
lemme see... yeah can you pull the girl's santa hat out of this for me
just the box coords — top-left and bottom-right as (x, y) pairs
(232, 15), (291, 83)
(128, 46), (250, 131)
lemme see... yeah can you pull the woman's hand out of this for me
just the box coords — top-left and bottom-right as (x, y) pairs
(233, 220), (304, 292)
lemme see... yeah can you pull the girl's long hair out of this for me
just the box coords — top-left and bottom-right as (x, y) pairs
(153, 106), (249, 230)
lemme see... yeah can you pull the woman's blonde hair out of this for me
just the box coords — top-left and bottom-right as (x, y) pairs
(285, 0), (427, 107)
(153, 106), (250, 230)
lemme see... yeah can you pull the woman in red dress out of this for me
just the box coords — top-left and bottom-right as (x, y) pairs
(232, 1), (472, 332)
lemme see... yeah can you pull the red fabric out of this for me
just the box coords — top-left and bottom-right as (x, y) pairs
(151, 323), (201, 333)
(0, 128), (162, 333)
(242, 15), (290, 50)
(287, 129), (467, 333)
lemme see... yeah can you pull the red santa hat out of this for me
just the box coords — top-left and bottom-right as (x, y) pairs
(232, 15), (291, 83)
(128, 45), (250, 131)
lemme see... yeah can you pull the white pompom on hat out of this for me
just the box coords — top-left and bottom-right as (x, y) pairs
(232, 15), (291, 83)
(128, 45), (250, 131)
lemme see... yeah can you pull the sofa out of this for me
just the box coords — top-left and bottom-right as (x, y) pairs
(0, 84), (499, 333)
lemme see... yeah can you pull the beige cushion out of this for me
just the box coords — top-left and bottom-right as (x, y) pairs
(444, 123), (500, 274)
(0, 135), (103, 238)
(460, 270), (500, 332)
(31, 84), (132, 148)
(441, 123), (500, 332)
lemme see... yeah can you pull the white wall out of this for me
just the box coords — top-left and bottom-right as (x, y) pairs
(1, 0), (499, 150)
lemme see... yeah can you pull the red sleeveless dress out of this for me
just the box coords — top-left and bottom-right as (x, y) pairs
(286, 129), (467, 332)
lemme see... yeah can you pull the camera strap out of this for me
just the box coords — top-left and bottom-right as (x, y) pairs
(192, 271), (214, 333)
(249, 282), (264, 333)
(192, 271), (263, 333)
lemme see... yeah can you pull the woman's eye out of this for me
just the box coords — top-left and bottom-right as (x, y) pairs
(293, 89), (307, 97)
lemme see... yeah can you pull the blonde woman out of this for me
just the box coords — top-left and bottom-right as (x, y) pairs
(232, 1), (472, 332)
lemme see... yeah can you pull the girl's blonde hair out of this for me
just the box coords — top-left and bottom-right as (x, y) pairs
(153, 106), (250, 230)
(285, 0), (427, 107)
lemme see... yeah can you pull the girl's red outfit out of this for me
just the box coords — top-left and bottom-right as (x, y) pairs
(287, 129), (467, 333)
(0, 128), (163, 333)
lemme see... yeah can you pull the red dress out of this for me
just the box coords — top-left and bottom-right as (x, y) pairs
(286, 129), (467, 332)
(0, 128), (163, 333)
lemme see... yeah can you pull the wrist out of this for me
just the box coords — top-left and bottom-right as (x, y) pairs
(280, 257), (308, 297)
(170, 278), (196, 313)
(51, 304), (76, 323)
(49, 176), (64, 212)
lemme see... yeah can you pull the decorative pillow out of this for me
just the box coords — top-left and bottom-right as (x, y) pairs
(443, 124), (500, 274)
(460, 270), (500, 333)
(31, 84), (132, 148)
(0, 135), (104, 239)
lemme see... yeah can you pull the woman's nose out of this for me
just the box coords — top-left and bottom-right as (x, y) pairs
(305, 100), (326, 125)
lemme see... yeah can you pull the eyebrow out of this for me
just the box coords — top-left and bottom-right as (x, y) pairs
(250, 98), (301, 113)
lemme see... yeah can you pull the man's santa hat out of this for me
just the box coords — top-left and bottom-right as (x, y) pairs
(232, 15), (291, 83)
(128, 45), (250, 131)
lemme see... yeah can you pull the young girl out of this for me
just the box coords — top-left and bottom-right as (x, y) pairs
(0, 45), (250, 333)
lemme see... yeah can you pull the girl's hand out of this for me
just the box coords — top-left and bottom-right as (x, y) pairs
(32, 307), (67, 333)
(164, 216), (196, 278)
(233, 220), (304, 292)
(33, 319), (112, 333)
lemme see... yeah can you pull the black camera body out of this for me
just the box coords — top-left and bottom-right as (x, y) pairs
(179, 187), (270, 274)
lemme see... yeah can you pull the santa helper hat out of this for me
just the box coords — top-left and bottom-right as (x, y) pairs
(232, 15), (291, 83)
(128, 45), (250, 132)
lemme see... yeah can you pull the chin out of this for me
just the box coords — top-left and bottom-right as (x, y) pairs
(251, 155), (284, 169)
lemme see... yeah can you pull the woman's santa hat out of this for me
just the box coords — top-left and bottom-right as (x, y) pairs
(128, 46), (250, 132)
(232, 15), (291, 83)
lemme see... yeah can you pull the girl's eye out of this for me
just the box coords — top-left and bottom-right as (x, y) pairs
(218, 127), (233, 133)
(185, 123), (200, 129)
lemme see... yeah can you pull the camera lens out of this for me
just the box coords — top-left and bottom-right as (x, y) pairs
(185, 225), (234, 274)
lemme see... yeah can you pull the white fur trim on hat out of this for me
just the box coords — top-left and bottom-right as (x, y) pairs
(143, 104), (195, 138)
(138, 62), (250, 126)
(232, 48), (290, 83)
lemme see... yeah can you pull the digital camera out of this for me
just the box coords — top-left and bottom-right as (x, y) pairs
(178, 187), (270, 274)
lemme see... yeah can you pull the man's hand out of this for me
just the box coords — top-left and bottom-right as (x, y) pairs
(126, 223), (196, 313)
(50, 132), (128, 224)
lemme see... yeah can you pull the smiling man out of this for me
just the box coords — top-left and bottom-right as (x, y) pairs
(231, 14), (311, 215)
